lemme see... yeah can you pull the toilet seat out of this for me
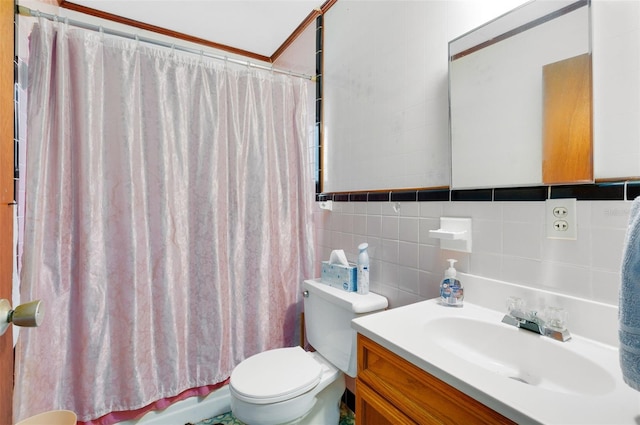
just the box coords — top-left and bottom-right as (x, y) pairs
(230, 346), (323, 404)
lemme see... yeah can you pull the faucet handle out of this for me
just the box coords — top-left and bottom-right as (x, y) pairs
(506, 296), (525, 315)
(541, 306), (568, 331)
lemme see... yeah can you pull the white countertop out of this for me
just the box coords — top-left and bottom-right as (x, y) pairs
(352, 298), (640, 425)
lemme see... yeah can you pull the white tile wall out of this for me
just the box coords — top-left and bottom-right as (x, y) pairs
(314, 200), (630, 309)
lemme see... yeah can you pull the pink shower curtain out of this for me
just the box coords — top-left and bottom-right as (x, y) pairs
(14, 18), (315, 424)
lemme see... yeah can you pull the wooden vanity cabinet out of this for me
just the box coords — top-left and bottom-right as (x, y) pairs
(355, 334), (516, 425)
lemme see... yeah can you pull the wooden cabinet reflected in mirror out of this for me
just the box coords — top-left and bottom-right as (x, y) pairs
(542, 53), (592, 184)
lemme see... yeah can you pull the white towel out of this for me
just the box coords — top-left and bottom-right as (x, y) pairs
(620, 196), (640, 391)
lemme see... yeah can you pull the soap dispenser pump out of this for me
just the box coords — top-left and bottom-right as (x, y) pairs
(440, 259), (463, 307)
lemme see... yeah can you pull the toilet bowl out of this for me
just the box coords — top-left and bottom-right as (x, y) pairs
(230, 347), (344, 425)
(230, 278), (388, 425)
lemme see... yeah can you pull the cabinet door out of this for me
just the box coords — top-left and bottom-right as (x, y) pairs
(592, 0), (640, 181)
(356, 379), (417, 425)
(357, 334), (516, 425)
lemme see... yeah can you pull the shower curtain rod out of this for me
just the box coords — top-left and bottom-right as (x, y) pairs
(17, 5), (316, 81)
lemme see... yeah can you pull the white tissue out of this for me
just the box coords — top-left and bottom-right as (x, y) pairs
(329, 249), (349, 267)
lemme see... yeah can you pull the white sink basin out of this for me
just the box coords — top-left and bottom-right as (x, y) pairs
(352, 298), (640, 425)
(423, 316), (616, 396)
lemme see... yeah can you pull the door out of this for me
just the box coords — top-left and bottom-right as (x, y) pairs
(0, 0), (15, 423)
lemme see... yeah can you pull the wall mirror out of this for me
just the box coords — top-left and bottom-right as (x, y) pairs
(449, 0), (592, 189)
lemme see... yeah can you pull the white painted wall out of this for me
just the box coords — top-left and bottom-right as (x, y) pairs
(273, 20), (318, 190)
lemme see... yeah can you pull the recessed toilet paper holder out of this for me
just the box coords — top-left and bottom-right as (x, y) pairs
(0, 299), (44, 336)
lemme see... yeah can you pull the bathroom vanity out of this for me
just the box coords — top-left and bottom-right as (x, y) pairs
(356, 333), (514, 424)
(352, 273), (640, 425)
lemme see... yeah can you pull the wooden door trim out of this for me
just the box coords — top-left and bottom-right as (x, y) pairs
(0, 0), (15, 423)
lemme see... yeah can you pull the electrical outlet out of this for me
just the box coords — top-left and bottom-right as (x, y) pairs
(546, 198), (577, 240)
(553, 206), (568, 218)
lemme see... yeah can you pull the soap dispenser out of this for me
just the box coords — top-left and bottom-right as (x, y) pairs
(440, 259), (463, 307)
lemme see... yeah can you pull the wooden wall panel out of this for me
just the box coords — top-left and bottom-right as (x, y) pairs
(542, 53), (593, 184)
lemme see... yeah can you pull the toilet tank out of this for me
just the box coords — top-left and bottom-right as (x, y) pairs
(302, 279), (388, 377)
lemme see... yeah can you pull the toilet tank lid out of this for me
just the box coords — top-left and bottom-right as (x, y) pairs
(303, 279), (388, 313)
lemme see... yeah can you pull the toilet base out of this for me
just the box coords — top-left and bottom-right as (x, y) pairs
(231, 373), (346, 425)
(295, 373), (346, 425)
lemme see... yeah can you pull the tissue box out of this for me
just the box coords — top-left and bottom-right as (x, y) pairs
(321, 261), (357, 292)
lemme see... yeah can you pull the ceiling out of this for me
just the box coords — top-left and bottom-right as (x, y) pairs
(63, 0), (327, 61)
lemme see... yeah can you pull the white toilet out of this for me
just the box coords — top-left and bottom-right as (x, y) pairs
(229, 278), (388, 425)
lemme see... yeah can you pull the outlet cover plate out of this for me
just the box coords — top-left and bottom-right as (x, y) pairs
(546, 198), (577, 240)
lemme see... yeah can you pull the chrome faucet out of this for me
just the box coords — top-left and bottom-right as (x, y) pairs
(501, 297), (571, 342)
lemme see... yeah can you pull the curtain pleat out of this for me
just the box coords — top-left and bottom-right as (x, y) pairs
(14, 18), (315, 424)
